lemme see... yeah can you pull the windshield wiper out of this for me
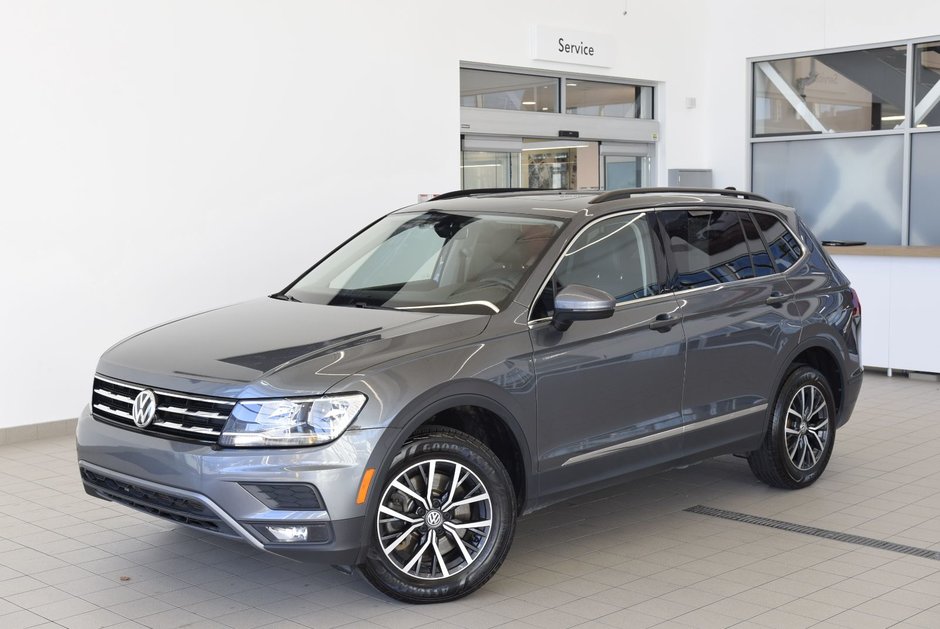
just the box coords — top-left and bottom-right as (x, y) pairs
(269, 293), (301, 302)
(351, 302), (393, 310)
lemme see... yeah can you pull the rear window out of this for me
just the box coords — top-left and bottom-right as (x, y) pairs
(752, 212), (803, 272)
(659, 210), (755, 289)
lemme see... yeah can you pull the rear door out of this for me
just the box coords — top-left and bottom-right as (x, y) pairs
(657, 208), (803, 457)
(529, 211), (686, 499)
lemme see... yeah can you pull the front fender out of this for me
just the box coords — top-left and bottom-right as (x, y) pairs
(349, 382), (536, 566)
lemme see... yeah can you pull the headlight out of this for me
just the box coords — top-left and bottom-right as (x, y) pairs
(219, 393), (366, 447)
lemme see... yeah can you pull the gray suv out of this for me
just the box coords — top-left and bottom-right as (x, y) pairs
(77, 187), (862, 603)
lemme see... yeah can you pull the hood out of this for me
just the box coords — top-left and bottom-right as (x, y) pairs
(98, 297), (489, 398)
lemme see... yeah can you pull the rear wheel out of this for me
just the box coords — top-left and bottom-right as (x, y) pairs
(361, 426), (516, 603)
(748, 366), (836, 489)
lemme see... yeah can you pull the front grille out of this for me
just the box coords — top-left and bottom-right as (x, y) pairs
(92, 375), (234, 443)
(80, 467), (237, 537)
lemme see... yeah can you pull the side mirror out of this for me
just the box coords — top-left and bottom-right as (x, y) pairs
(552, 284), (616, 331)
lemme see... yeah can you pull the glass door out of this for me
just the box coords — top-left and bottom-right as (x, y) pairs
(521, 139), (599, 190)
(462, 136), (652, 191)
(601, 142), (653, 189)
(604, 156), (645, 188)
(461, 150), (521, 189)
(461, 136), (523, 189)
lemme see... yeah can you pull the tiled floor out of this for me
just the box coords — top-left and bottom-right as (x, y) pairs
(1, 372), (939, 628)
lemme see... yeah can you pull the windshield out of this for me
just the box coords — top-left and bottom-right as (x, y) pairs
(285, 211), (564, 314)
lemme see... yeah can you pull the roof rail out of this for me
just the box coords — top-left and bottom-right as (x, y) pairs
(589, 187), (771, 204)
(430, 188), (543, 201)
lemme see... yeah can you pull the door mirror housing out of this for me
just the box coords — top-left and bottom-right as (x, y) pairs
(552, 284), (617, 331)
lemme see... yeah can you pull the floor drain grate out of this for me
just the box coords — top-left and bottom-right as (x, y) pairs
(684, 505), (940, 561)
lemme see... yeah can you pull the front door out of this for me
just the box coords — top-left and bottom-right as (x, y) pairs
(529, 212), (686, 499)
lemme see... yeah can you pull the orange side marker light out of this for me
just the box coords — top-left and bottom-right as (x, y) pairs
(356, 468), (376, 505)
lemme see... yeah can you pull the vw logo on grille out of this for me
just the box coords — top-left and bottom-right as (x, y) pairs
(425, 510), (444, 528)
(132, 390), (157, 428)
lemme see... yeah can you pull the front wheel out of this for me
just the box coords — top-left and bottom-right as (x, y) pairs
(748, 366), (836, 489)
(360, 427), (516, 603)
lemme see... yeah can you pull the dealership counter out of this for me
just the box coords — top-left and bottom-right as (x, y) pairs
(825, 246), (940, 375)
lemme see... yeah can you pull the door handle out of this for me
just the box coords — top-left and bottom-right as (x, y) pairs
(649, 313), (677, 332)
(765, 291), (791, 307)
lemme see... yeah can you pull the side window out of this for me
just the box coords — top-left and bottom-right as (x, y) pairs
(752, 212), (803, 272)
(740, 213), (776, 277)
(660, 209), (755, 289)
(534, 213), (661, 318)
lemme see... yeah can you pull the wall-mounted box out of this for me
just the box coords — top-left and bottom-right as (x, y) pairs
(668, 168), (712, 187)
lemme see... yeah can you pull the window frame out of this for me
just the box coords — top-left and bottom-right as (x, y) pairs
(652, 207), (809, 295)
(460, 64), (656, 120)
(656, 208), (759, 290)
(459, 68), (561, 113)
(527, 210), (670, 324)
(748, 35), (940, 246)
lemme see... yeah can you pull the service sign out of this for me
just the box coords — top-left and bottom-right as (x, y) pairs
(530, 25), (615, 68)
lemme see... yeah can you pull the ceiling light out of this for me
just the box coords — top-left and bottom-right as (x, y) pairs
(567, 82), (578, 87)
(881, 115), (905, 121)
(541, 107), (549, 111)
(522, 101), (536, 105)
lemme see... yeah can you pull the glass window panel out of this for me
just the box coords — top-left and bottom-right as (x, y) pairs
(461, 151), (520, 189)
(740, 213), (775, 277)
(751, 213), (802, 272)
(660, 210), (755, 289)
(604, 155), (649, 188)
(552, 214), (660, 304)
(910, 132), (940, 245)
(914, 41), (940, 127)
(565, 80), (653, 119)
(460, 68), (559, 112)
(751, 135), (903, 245)
(753, 46), (907, 136)
(290, 212), (563, 315)
(520, 139), (598, 190)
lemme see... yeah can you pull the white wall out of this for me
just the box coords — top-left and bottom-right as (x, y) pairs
(0, 1), (460, 427)
(0, 0), (936, 428)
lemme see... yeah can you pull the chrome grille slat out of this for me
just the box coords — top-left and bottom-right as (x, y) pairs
(153, 420), (218, 435)
(157, 405), (228, 420)
(94, 375), (144, 392)
(91, 375), (233, 443)
(157, 391), (236, 407)
(93, 403), (133, 421)
(93, 388), (135, 405)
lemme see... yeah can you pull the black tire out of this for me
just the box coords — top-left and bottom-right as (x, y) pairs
(748, 366), (836, 489)
(360, 426), (516, 603)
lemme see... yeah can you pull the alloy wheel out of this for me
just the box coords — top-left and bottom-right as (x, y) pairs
(376, 458), (492, 580)
(784, 384), (831, 471)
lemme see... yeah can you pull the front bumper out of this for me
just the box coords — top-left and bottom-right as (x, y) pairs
(76, 404), (380, 564)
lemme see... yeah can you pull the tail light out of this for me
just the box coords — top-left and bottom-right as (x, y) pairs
(850, 288), (861, 319)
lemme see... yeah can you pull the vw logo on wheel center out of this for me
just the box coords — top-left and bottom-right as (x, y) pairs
(424, 510), (444, 528)
(132, 390), (157, 428)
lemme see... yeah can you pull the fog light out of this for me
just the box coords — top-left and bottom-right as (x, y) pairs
(249, 522), (332, 544)
(264, 525), (309, 542)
